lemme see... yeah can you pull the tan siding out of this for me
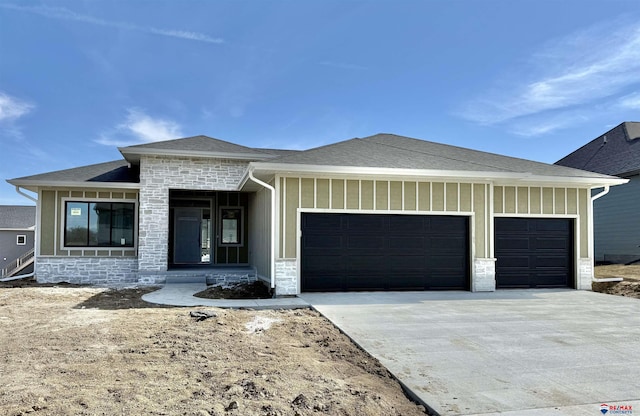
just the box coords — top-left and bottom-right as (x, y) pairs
(361, 180), (374, 210)
(459, 183), (470, 212)
(316, 179), (330, 209)
(375, 181), (388, 210)
(285, 178), (299, 258)
(404, 182), (417, 211)
(555, 188), (566, 214)
(331, 179), (344, 209)
(346, 180), (359, 209)
(494, 186), (504, 214)
(517, 187), (528, 214)
(530, 188), (541, 214)
(504, 186), (516, 213)
(300, 178), (314, 208)
(542, 188), (554, 214)
(40, 190), (56, 255)
(473, 184), (486, 257)
(390, 181), (402, 210)
(446, 183), (458, 211)
(579, 189), (589, 258)
(418, 182), (430, 211)
(567, 188), (577, 214)
(432, 182), (444, 211)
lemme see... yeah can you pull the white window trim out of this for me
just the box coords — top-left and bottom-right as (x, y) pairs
(16, 234), (27, 245)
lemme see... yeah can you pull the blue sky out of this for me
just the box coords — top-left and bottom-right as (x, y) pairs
(1, 0), (639, 205)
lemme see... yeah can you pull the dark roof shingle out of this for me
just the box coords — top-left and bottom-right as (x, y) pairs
(555, 122), (640, 176)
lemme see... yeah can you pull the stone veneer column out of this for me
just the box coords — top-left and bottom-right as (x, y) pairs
(577, 258), (594, 290)
(275, 259), (298, 296)
(473, 258), (496, 292)
(137, 155), (249, 276)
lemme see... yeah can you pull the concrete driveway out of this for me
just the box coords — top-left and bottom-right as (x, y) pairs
(299, 290), (640, 415)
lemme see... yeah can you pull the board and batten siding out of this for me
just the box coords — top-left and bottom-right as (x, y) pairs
(39, 188), (139, 257)
(493, 185), (589, 258)
(248, 186), (271, 280)
(277, 177), (490, 260)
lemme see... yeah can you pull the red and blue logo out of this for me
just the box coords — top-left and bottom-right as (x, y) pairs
(602, 404), (610, 414)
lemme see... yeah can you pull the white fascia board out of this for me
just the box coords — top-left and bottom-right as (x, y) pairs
(6, 180), (140, 190)
(119, 147), (276, 162)
(0, 228), (35, 231)
(250, 162), (628, 187)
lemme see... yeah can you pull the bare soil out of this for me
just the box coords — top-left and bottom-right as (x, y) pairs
(0, 280), (427, 416)
(593, 264), (640, 298)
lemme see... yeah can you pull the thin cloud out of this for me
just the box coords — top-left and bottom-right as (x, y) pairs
(459, 18), (640, 130)
(0, 4), (224, 44)
(0, 92), (34, 123)
(96, 109), (183, 146)
(619, 92), (640, 110)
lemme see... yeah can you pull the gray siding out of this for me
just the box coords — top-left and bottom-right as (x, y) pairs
(248, 187), (271, 282)
(0, 230), (34, 272)
(593, 176), (640, 263)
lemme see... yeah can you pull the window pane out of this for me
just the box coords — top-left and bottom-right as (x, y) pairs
(221, 208), (240, 244)
(110, 203), (134, 246)
(90, 202), (112, 246)
(65, 202), (88, 246)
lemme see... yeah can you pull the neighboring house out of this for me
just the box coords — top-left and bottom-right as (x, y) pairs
(556, 121), (640, 264)
(0, 205), (36, 277)
(7, 133), (625, 294)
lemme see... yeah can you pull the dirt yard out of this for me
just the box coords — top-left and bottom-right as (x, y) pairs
(593, 264), (640, 298)
(0, 280), (427, 416)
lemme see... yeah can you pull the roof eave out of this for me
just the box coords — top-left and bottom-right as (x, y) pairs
(119, 147), (277, 163)
(249, 162), (628, 187)
(7, 179), (141, 190)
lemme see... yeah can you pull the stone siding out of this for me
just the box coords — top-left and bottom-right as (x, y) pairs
(137, 155), (249, 272)
(577, 258), (593, 290)
(36, 256), (139, 285)
(473, 258), (496, 292)
(275, 259), (297, 296)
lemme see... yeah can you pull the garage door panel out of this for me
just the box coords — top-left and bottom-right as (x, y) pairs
(347, 235), (385, 249)
(496, 236), (530, 250)
(347, 255), (387, 271)
(389, 236), (425, 250)
(347, 215), (386, 231)
(304, 234), (343, 249)
(430, 236), (468, 252)
(495, 218), (573, 289)
(304, 214), (343, 229)
(303, 256), (344, 272)
(302, 213), (469, 292)
(533, 237), (569, 250)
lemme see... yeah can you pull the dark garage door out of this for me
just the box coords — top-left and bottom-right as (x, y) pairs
(301, 213), (469, 292)
(495, 218), (574, 289)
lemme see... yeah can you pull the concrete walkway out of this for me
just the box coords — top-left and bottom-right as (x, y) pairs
(299, 290), (640, 416)
(141, 283), (309, 308)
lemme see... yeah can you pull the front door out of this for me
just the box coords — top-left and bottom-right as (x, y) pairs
(174, 208), (203, 264)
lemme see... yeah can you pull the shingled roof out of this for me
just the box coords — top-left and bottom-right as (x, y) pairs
(555, 122), (640, 176)
(259, 133), (616, 180)
(0, 205), (36, 229)
(8, 160), (138, 189)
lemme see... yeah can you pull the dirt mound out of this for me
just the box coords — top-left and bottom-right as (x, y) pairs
(194, 280), (272, 299)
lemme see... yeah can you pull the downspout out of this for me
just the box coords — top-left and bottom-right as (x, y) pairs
(247, 170), (277, 291)
(8, 186), (38, 281)
(590, 186), (621, 282)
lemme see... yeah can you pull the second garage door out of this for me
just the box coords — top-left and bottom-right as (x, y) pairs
(301, 213), (469, 292)
(495, 217), (574, 289)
